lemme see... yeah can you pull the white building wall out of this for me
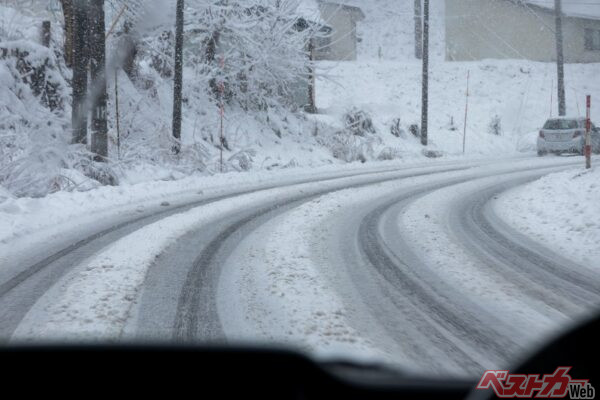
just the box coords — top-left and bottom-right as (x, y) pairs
(317, 3), (359, 61)
(446, 0), (600, 63)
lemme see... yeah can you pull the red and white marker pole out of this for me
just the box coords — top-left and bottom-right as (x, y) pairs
(585, 95), (591, 169)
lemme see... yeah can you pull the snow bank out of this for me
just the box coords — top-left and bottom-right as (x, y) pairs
(494, 165), (600, 268)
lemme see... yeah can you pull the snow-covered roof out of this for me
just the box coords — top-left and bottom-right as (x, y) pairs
(525, 0), (600, 21)
(321, 1), (366, 20)
(298, 0), (366, 23)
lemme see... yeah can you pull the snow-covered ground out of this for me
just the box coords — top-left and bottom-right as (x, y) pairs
(495, 166), (600, 268)
(316, 59), (600, 156)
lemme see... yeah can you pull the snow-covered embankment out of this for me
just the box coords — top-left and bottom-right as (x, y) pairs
(494, 166), (600, 268)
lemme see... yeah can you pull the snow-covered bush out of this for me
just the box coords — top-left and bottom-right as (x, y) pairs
(390, 118), (405, 138)
(489, 115), (502, 136)
(409, 124), (420, 138)
(227, 149), (256, 172)
(448, 116), (458, 131)
(344, 108), (376, 137)
(322, 129), (380, 163)
(422, 149), (444, 159)
(378, 147), (401, 161)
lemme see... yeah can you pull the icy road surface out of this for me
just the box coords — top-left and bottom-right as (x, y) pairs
(2, 157), (599, 377)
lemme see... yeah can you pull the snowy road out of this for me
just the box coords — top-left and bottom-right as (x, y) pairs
(3, 157), (599, 376)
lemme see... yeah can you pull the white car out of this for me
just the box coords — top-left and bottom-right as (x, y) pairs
(537, 117), (600, 156)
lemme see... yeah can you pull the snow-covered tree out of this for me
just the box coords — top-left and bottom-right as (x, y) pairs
(185, 0), (318, 111)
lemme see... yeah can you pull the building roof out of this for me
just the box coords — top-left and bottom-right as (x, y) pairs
(321, 2), (366, 21)
(525, 0), (600, 21)
(299, 0), (366, 22)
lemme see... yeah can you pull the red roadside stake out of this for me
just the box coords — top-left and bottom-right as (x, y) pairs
(585, 95), (591, 169)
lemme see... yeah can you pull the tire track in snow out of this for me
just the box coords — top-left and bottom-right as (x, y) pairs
(170, 166), (471, 342)
(1, 164), (464, 341)
(449, 179), (600, 311)
(355, 165), (592, 374)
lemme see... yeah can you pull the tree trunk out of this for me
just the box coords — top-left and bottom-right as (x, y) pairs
(41, 21), (51, 48)
(172, 0), (184, 154)
(60, 0), (74, 67)
(554, 0), (566, 116)
(414, 0), (422, 60)
(420, 0), (429, 146)
(71, 0), (89, 145)
(89, 0), (108, 160)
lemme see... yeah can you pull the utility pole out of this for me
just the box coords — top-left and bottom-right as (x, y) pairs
(89, 0), (108, 161)
(414, 0), (422, 60)
(585, 95), (591, 169)
(420, 0), (429, 146)
(554, 0), (566, 116)
(172, 0), (184, 154)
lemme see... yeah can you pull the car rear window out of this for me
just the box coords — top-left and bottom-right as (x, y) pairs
(543, 119), (580, 130)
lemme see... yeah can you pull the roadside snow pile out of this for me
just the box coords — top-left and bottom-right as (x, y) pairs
(494, 166), (600, 267)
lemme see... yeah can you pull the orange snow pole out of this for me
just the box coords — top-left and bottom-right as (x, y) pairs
(462, 70), (470, 155)
(106, 4), (128, 40)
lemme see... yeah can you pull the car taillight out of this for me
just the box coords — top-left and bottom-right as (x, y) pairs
(539, 131), (545, 138)
(573, 131), (582, 138)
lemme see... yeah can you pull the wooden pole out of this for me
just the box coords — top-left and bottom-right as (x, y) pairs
(115, 68), (121, 160)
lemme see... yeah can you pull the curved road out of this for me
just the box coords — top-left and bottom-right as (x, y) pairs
(3, 157), (598, 376)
